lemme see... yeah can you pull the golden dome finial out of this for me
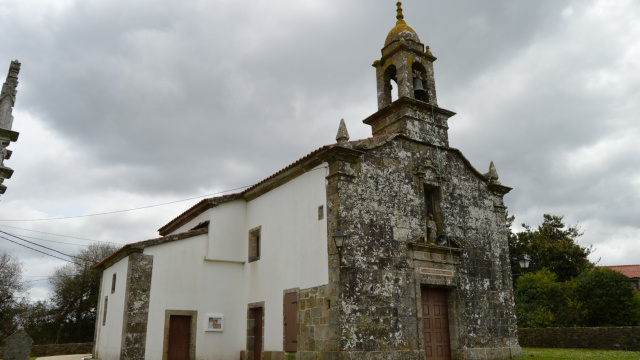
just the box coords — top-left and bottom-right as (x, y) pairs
(396, 2), (406, 24)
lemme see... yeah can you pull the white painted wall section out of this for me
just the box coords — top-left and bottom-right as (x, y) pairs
(206, 199), (247, 262)
(245, 163), (329, 351)
(95, 256), (129, 359)
(144, 234), (246, 360)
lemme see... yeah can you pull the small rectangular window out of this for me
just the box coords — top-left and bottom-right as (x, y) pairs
(249, 226), (261, 262)
(318, 205), (324, 220)
(102, 296), (108, 326)
(111, 273), (116, 294)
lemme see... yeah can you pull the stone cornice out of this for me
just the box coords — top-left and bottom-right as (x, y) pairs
(488, 183), (513, 195)
(362, 97), (456, 128)
(380, 40), (432, 62)
(408, 240), (463, 254)
(317, 146), (364, 164)
(0, 128), (19, 142)
(0, 165), (14, 179)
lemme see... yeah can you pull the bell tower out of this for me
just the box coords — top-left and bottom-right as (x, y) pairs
(364, 2), (455, 147)
(374, 2), (438, 108)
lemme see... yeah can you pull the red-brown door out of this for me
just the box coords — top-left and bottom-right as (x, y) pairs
(168, 315), (191, 360)
(284, 292), (298, 352)
(254, 307), (263, 360)
(421, 288), (451, 360)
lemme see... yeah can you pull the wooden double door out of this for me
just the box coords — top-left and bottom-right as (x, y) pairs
(421, 288), (452, 360)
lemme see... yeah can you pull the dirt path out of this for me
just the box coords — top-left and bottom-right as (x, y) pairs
(35, 355), (91, 360)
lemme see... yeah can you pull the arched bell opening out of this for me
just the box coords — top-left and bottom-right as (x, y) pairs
(383, 65), (398, 105)
(412, 62), (429, 102)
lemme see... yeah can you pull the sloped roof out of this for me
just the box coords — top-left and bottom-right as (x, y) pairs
(157, 132), (511, 236)
(601, 265), (640, 279)
(94, 227), (208, 269)
(157, 134), (398, 236)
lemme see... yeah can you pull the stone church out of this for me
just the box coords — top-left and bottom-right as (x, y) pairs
(94, 3), (521, 360)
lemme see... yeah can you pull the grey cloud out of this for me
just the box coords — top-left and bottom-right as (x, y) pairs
(1, 0), (639, 298)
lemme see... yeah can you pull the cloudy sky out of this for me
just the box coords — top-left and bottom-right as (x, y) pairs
(1, 0), (638, 300)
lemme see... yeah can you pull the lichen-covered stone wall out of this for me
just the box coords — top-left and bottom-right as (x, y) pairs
(120, 253), (153, 360)
(325, 136), (521, 360)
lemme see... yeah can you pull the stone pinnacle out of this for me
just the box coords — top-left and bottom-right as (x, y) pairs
(336, 118), (349, 145)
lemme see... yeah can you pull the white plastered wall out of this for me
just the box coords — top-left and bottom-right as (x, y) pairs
(94, 256), (129, 359)
(206, 200), (247, 262)
(134, 163), (328, 359)
(144, 233), (246, 360)
(244, 164), (329, 351)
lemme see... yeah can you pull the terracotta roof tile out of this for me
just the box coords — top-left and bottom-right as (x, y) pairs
(601, 265), (640, 279)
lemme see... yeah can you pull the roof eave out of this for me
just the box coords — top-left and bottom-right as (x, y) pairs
(95, 228), (209, 270)
(157, 193), (243, 236)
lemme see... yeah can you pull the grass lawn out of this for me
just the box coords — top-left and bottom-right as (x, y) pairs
(523, 347), (640, 359)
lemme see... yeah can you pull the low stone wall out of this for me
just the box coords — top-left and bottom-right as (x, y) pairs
(519, 327), (640, 351)
(0, 342), (93, 358)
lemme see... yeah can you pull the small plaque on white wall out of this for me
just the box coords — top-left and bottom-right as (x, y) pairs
(206, 314), (224, 332)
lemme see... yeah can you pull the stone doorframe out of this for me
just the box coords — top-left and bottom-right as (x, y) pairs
(409, 242), (463, 359)
(162, 310), (198, 360)
(246, 301), (265, 360)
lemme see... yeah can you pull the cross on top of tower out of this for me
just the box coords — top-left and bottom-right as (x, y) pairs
(396, 2), (405, 23)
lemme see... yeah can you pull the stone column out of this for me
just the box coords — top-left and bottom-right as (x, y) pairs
(0, 60), (21, 198)
(394, 50), (412, 99)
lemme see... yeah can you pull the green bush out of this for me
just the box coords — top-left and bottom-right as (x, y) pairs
(576, 268), (640, 326)
(516, 267), (640, 327)
(515, 269), (565, 327)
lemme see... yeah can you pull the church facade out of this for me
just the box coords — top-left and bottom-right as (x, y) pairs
(94, 3), (521, 359)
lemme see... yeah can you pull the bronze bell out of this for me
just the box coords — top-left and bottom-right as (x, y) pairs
(413, 77), (425, 99)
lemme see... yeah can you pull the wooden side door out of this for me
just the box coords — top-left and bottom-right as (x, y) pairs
(284, 292), (298, 352)
(421, 288), (451, 360)
(168, 315), (191, 360)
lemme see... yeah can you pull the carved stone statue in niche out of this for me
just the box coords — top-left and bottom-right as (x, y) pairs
(426, 215), (438, 243)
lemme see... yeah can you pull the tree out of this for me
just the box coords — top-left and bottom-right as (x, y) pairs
(48, 243), (118, 343)
(514, 269), (586, 328)
(16, 300), (57, 344)
(576, 268), (640, 326)
(509, 214), (593, 283)
(0, 251), (27, 343)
